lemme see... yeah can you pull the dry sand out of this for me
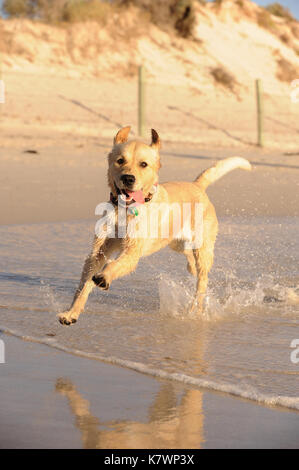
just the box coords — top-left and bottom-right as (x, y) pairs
(0, 139), (299, 225)
(1, 0), (299, 154)
(0, 60), (298, 225)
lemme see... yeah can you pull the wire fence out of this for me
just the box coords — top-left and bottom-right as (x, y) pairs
(1, 67), (299, 151)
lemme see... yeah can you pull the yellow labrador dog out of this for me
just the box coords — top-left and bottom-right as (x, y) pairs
(58, 127), (251, 325)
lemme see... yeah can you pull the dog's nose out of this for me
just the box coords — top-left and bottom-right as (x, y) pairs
(120, 174), (135, 186)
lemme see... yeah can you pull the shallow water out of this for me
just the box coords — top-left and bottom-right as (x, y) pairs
(0, 217), (299, 410)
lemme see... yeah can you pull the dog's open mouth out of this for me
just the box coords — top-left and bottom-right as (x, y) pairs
(114, 183), (145, 204)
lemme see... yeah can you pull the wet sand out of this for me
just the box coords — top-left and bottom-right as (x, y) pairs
(0, 142), (299, 449)
(1, 333), (299, 449)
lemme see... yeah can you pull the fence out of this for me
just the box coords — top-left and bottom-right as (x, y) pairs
(1, 65), (299, 152)
(137, 66), (299, 150)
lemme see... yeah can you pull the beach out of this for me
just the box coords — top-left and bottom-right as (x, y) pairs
(1, 141), (299, 225)
(1, 333), (299, 449)
(0, 138), (299, 448)
(1, 2), (299, 447)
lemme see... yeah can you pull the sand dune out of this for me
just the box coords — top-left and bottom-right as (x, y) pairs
(0, 0), (299, 150)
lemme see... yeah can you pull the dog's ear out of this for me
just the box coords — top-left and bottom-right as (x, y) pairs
(114, 126), (131, 145)
(150, 129), (161, 150)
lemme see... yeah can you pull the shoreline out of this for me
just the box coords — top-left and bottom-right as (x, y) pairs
(2, 6), (299, 448)
(1, 324), (299, 414)
(1, 332), (299, 449)
(1, 143), (299, 449)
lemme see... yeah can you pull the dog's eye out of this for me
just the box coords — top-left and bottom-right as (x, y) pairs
(140, 162), (148, 168)
(117, 158), (125, 165)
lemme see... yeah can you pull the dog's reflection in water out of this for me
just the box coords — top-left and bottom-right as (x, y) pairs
(56, 378), (204, 449)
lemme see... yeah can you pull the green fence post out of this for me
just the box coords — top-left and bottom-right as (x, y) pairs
(138, 65), (146, 137)
(256, 79), (264, 147)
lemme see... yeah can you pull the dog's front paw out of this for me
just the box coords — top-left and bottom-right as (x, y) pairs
(92, 274), (110, 290)
(57, 311), (78, 326)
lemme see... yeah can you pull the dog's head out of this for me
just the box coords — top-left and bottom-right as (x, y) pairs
(108, 126), (161, 203)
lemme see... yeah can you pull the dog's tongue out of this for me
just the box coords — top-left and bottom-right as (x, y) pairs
(126, 190), (145, 204)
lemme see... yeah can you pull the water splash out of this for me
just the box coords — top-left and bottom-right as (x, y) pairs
(39, 280), (62, 314)
(158, 273), (299, 321)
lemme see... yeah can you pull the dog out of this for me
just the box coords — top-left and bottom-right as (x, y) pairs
(58, 126), (251, 325)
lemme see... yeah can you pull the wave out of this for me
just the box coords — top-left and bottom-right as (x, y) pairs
(1, 324), (299, 413)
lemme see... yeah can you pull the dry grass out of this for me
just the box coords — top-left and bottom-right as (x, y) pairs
(62, 0), (112, 24)
(172, 0), (196, 38)
(210, 66), (237, 92)
(2, 0), (29, 18)
(0, 24), (14, 53)
(3, 0), (196, 38)
(257, 10), (277, 34)
(279, 33), (290, 45)
(291, 23), (299, 40)
(276, 57), (298, 82)
(113, 0), (196, 38)
(2, 0), (112, 25)
(265, 3), (295, 22)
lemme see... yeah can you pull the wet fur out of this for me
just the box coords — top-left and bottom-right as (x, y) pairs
(58, 127), (251, 325)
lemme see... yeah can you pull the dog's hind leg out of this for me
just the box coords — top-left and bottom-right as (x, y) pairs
(190, 243), (215, 314)
(169, 241), (197, 277)
(185, 250), (197, 277)
(58, 237), (117, 325)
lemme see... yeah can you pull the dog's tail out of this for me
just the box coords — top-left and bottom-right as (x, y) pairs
(195, 157), (251, 190)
